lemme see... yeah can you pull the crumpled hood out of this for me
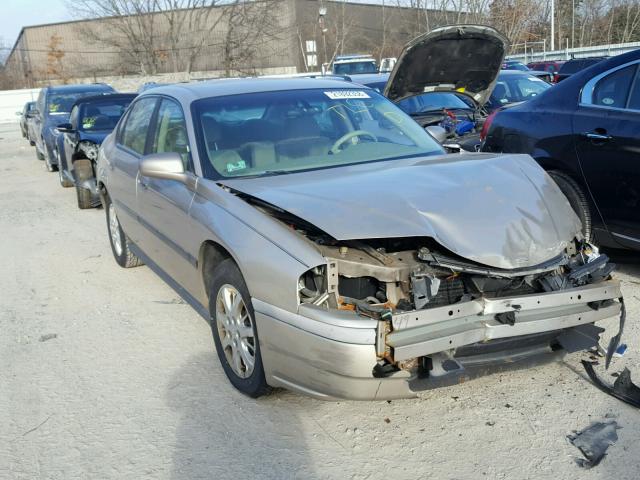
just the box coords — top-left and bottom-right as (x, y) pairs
(222, 153), (582, 270)
(384, 25), (508, 106)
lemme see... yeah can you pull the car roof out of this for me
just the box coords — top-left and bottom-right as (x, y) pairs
(347, 73), (390, 84)
(45, 83), (114, 93)
(71, 93), (137, 109)
(140, 77), (369, 102)
(497, 70), (536, 77)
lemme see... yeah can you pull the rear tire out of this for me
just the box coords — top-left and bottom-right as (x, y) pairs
(209, 259), (270, 398)
(74, 160), (94, 209)
(548, 170), (592, 241)
(104, 193), (143, 268)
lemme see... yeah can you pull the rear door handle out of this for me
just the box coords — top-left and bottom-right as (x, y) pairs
(583, 132), (612, 141)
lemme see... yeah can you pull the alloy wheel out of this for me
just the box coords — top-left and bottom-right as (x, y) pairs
(108, 203), (123, 256)
(215, 284), (256, 378)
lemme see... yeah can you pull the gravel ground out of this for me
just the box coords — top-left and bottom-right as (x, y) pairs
(1, 122), (640, 480)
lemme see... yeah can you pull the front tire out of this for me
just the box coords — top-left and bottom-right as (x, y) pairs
(548, 170), (592, 241)
(35, 145), (45, 161)
(57, 150), (73, 187)
(209, 259), (269, 398)
(74, 160), (94, 209)
(44, 146), (57, 172)
(104, 193), (143, 268)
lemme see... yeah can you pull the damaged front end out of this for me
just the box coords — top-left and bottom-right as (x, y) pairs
(298, 236), (622, 387)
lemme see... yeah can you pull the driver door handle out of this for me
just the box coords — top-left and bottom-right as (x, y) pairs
(137, 175), (148, 190)
(583, 132), (612, 141)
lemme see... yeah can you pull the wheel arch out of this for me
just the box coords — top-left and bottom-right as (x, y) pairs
(199, 240), (236, 301)
(97, 181), (108, 207)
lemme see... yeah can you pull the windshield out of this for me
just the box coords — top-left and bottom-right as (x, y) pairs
(491, 74), (551, 105)
(79, 98), (133, 131)
(396, 92), (475, 115)
(48, 91), (106, 114)
(193, 88), (443, 179)
(333, 61), (378, 75)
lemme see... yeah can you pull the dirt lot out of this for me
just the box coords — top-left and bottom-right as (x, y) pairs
(1, 122), (640, 480)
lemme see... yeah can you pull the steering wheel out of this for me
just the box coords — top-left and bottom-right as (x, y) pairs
(330, 130), (378, 154)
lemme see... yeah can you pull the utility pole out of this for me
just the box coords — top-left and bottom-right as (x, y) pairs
(550, 0), (555, 51)
(571, 0), (575, 49)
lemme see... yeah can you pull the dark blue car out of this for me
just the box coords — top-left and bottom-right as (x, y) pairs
(482, 49), (640, 251)
(55, 93), (137, 209)
(33, 83), (114, 172)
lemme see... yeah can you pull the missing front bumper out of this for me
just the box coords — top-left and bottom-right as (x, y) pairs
(386, 280), (622, 362)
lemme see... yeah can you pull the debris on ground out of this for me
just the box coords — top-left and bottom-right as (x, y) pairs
(567, 421), (620, 468)
(583, 361), (640, 409)
(613, 344), (628, 358)
(38, 333), (57, 342)
(605, 299), (626, 369)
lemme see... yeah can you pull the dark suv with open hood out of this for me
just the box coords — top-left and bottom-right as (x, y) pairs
(32, 83), (114, 171)
(384, 25), (508, 150)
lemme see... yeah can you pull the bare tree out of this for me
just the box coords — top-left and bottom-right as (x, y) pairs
(44, 34), (69, 83)
(221, 0), (285, 76)
(66, 0), (229, 74)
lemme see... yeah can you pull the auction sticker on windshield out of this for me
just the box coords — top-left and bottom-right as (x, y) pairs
(324, 91), (370, 99)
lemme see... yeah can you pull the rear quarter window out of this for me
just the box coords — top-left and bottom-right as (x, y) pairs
(592, 64), (636, 108)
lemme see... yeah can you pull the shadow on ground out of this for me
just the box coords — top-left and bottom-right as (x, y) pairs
(605, 248), (640, 276)
(167, 351), (313, 479)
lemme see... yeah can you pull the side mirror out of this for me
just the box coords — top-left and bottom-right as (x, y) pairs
(443, 143), (463, 154)
(425, 125), (447, 144)
(140, 152), (187, 183)
(57, 122), (74, 133)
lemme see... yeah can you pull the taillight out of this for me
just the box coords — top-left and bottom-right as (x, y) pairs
(480, 110), (499, 141)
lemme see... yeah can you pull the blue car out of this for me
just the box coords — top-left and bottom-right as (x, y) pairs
(55, 93), (137, 208)
(33, 83), (114, 172)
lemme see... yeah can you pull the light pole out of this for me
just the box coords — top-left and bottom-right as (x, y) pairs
(572, 0), (575, 49)
(550, 0), (555, 51)
(318, 6), (328, 67)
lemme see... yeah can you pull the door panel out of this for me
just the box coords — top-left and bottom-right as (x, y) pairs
(111, 97), (159, 243)
(136, 98), (198, 291)
(573, 63), (640, 245)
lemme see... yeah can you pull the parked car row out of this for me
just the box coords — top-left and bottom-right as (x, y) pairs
(16, 25), (628, 401)
(499, 57), (607, 85)
(19, 84), (136, 209)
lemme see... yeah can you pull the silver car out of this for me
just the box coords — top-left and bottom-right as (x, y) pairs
(97, 77), (624, 400)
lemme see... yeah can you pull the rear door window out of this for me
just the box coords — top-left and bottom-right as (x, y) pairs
(119, 97), (158, 155)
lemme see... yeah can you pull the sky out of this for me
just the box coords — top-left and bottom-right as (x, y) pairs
(1, 0), (71, 48)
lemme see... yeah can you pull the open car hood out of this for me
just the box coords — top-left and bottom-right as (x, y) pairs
(221, 153), (582, 270)
(384, 25), (509, 106)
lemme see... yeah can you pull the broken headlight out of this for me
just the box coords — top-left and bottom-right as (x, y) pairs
(78, 141), (99, 161)
(298, 266), (329, 305)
